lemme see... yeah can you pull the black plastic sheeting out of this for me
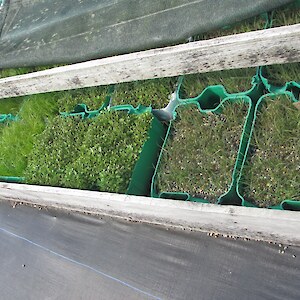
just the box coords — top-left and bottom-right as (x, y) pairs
(0, 201), (299, 299)
(0, 0), (293, 69)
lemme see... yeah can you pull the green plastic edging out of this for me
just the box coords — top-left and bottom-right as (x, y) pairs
(0, 176), (24, 183)
(81, 101), (165, 196)
(127, 117), (166, 196)
(60, 85), (115, 118)
(217, 94), (257, 207)
(110, 104), (152, 115)
(61, 103), (153, 120)
(151, 91), (254, 204)
(60, 103), (101, 119)
(280, 200), (300, 211)
(259, 67), (300, 97)
(0, 114), (17, 123)
(175, 72), (262, 106)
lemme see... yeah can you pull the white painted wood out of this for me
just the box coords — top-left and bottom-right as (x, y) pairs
(0, 182), (300, 245)
(0, 24), (300, 99)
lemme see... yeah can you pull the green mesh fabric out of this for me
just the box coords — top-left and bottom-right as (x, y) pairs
(0, 0), (293, 68)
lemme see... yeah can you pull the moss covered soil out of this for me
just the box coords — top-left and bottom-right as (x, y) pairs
(157, 101), (249, 202)
(25, 111), (153, 193)
(242, 96), (300, 207)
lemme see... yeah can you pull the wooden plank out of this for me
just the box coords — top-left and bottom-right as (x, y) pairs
(0, 24), (300, 99)
(1, 182), (300, 245)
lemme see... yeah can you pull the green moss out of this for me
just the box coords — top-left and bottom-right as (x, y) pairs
(24, 116), (89, 187)
(113, 78), (176, 108)
(25, 111), (153, 193)
(0, 81), (112, 179)
(157, 101), (249, 202)
(242, 96), (300, 207)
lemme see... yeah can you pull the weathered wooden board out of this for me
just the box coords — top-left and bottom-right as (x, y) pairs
(1, 182), (300, 245)
(0, 24), (300, 99)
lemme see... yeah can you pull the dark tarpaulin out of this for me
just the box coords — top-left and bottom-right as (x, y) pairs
(0, 0), (294, 69)
(0, 200), (299, 300)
